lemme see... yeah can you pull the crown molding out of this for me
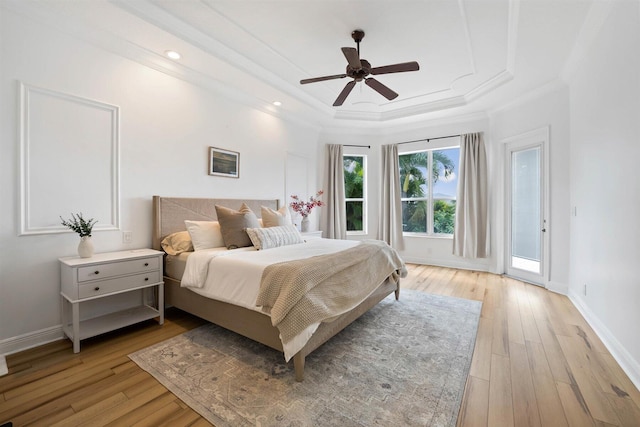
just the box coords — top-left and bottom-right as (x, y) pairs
(487, 79), (567, 116)
(321, 111), (489, 139)
(560, 0), (615, 83)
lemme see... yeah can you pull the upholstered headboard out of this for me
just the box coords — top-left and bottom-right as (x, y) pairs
(152, 196), (280, 250)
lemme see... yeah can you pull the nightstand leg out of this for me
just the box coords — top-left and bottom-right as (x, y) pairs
(72, 302), (80, 353)
(158, 283), (164, 325)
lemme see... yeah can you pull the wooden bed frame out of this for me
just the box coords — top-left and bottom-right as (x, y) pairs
(152, 195), (399, 381)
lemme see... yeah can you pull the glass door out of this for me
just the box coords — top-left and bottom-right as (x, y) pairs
(505, 133), (548, 286)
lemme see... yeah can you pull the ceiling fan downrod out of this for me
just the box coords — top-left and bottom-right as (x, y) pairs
(351, 29), (365, 56)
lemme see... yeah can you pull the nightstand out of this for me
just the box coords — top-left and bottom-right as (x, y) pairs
(59, 249), (164, 353)
(301, 230), (323, 239)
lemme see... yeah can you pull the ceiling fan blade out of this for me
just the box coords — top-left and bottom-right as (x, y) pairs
(300, 74), (348, 84)
(341, 47), (362, 69)
(333, 81), (356, 106)
(371, 61), (420, 75)
(365, 78), (399, 100)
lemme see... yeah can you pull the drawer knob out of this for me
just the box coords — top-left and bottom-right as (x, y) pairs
(144, 262), (149, 267)
(144, 277), (149, 281)
(94, 286), (100, 291)
(94, 271), (100, 275)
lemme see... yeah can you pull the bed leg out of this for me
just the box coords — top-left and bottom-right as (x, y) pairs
(293, 353), (305, 382)
(395, 286), (400, 300)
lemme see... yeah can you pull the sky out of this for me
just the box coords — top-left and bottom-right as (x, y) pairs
(408, 147), (460, 199)
(433, 147), (460, 199)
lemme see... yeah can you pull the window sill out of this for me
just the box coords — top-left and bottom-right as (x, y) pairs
(402, 233), (453, 240)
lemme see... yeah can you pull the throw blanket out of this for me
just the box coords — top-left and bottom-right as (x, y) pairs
(256, 240), (407, 344)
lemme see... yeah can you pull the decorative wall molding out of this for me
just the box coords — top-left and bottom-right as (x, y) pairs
(19, 82), (120, 235)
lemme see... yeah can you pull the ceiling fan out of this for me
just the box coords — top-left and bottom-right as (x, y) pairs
(300, 29), (420, 106)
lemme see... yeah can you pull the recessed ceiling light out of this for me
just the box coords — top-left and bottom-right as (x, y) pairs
(165, 50), (181, 60)
(273, 101), (282, 106)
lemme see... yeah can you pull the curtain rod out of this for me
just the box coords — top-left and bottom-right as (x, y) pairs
(343, 144), (371, 149)
(397, 134), (461, 145)
(343, 134), (461, 149)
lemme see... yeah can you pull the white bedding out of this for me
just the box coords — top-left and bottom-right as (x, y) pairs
(180, 238), (360, 360)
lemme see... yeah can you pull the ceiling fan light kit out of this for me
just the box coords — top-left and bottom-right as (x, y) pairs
(300, 29), (420, 106)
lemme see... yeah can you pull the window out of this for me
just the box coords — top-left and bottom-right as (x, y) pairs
(343, 155), (366, 233)
(399, 146), (459, 235)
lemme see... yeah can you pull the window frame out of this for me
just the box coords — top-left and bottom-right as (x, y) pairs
(343, 153), (367, 235)
(399, 140), (460, 237)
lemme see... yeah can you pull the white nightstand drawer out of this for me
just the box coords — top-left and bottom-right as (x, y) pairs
(78, 271), (161, 299)
(77, 256), (159, 283)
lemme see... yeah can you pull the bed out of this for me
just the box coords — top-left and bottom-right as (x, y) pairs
(152, 195), (405, 381)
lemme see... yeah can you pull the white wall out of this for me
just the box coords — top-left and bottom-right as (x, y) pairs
(568, 1), (640, 387)
(490, 84), (572, 292)
(0, 9), (320, 352)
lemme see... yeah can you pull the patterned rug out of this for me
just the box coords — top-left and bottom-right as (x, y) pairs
(129, 290), (481, 427)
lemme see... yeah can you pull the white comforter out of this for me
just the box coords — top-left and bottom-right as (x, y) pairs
(180, 238), (360, 360)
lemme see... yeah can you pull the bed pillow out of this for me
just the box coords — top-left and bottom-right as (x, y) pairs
(215, 203), (260, 249)
(261, 206), (292, 228)
(246, 224), (304, 250)
(160, 230), (194, 255)
(184, 220), (225, 251)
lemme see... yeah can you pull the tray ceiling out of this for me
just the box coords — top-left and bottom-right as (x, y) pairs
(6, 0), (598, 127)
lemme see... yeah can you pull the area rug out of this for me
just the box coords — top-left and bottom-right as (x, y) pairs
(129, 290), (481, 427)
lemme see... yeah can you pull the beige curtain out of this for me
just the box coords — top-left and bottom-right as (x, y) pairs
(378, 144), (404, 250)
(322, 144), (347, 239)
(453, 133), (490, 258)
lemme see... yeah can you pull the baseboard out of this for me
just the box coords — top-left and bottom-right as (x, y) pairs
(401, 256), (491, 272)
(568, 290), (640, 391)
(546, 280), (568, 295)
(0, 355), (7, 376)
(0, 325), (65, 357)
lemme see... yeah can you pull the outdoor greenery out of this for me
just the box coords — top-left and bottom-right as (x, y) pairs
(344, 155), (364, 231)
(399, 150), (457, 234)
(434, 200), (456, 234)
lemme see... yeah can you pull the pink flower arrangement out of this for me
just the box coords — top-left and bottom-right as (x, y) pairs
(289, 190), (324, 218)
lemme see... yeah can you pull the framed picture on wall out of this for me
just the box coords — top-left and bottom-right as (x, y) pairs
(209, 146), (239, 178)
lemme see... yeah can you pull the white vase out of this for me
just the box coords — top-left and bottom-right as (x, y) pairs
(301, 216), (310, 232)
(78, 236), (94, 258)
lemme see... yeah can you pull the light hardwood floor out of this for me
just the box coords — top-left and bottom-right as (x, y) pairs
(1, 264), (639, 426)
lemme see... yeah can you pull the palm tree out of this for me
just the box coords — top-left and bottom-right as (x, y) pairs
(399, 150), (456, 233)
(433, 151), (455, 184)
(399, 152), (427, 198)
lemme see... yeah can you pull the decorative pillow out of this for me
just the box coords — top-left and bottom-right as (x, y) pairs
(261, 206), (292, 228)
(184, 220), (225, 251)
(246, 224), (304, 250)
(215, 203), (260, 249)
(160, 231), (194, 255)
